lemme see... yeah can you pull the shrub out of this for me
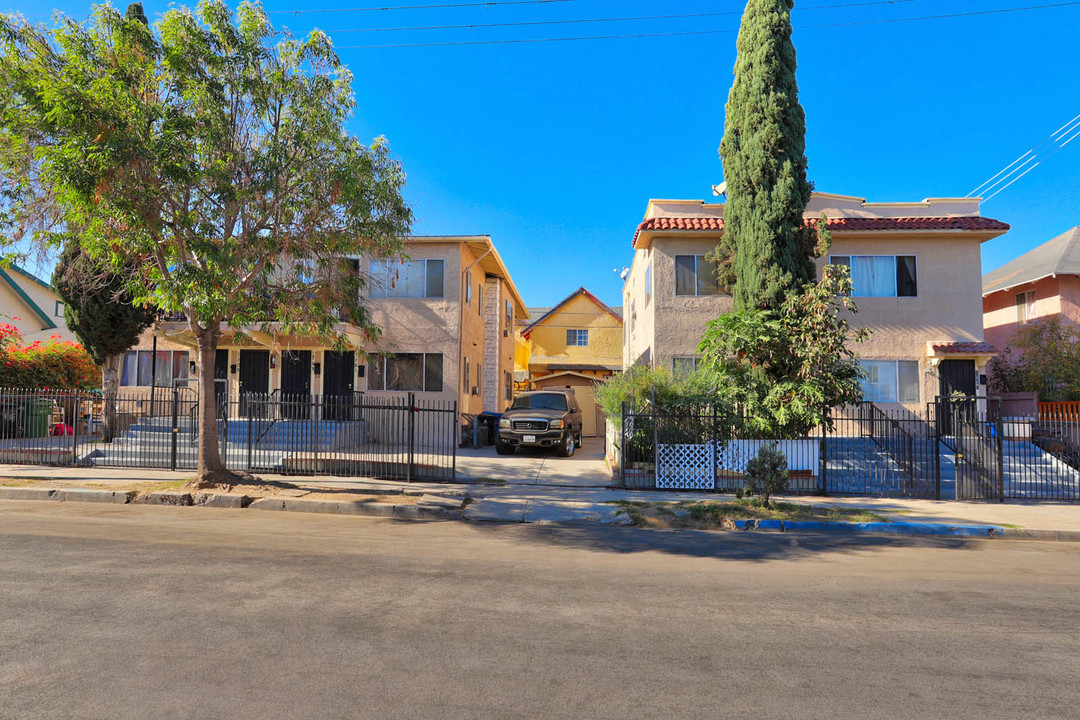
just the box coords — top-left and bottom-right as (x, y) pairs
(0, 324), (99, 390)
(596, 364), (728, 429)
(741, 443), (789, 508)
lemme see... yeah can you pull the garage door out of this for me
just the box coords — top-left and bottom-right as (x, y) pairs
(572, 384), (599, 437)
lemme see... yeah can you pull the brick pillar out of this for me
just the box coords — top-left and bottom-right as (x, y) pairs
(483, 277), (501, 412)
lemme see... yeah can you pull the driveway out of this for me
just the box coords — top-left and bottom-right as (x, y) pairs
(456, 436), (611, 487)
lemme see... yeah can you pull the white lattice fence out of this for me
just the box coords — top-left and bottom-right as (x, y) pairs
(656, 443), (715, 490)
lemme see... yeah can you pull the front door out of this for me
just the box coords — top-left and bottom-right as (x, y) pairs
(280, 350), (312, 419)
(238, 349), (270, 416)
(323, 351), (355, 421)
(939, 359), (976, 397)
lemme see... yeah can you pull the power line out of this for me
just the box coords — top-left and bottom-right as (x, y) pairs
(968, 114), (1080, 197)
(266, 0), (576, 15)
(977, 115), (1080, 204)
(331, 1), (1080, 48)
(326, 2), (920, 34)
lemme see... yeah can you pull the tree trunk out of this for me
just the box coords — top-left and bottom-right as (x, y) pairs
(101, 353), (121, 442)
(194, 329), (234, 487)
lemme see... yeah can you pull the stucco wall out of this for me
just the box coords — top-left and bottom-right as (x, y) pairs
(984, 276), (1072, 353)
(458, 244), (488, 416)
(650, 235), (732, 371)
(527, 293), (622, 369)
(362, 241), (463, 407)
(623, 245), (658, 368)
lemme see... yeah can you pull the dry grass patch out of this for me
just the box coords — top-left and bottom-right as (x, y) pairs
(611, 499), (889, 530)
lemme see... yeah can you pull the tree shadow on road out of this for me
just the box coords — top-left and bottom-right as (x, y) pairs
(478, 523), (980, 562)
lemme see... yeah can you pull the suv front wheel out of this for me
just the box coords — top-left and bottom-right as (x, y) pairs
(557, 431), (576, 457)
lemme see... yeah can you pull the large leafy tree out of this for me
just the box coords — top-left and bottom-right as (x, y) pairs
(716, 0), (825, 310)
(0, 1), (412, 484)
(698, 265), (868, 437)
(53, 240), (159, 439)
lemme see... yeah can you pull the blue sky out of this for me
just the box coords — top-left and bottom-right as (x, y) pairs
(7, 0), (1080, 308)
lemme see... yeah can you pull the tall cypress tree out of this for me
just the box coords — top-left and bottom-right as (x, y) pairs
(718, 0), (817, 311)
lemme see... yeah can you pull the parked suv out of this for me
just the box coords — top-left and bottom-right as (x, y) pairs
(496, 390), (582, 457)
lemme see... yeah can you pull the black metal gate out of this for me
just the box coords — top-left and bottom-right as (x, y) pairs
(936, 397), (1003, 501)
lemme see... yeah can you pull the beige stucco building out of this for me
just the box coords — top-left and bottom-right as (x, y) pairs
(623, 192), (1010, 410)
(139, 236), (526, 421)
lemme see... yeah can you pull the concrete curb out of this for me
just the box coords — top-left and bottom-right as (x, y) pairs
(1, 485), (1077, 541)
(248, 496), (455, 520)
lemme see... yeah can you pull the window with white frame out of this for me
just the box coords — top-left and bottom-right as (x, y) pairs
(860, 360), (920, 403)
(672, 356), (700, 376)
(121, 350), (190, 387)
(566, 329), (589, 346)
(674, 255), (720, 296)
(830, 255), (917, 297)
(465, 270), (472, 305)
(367, 353), (443, 392)
(1016, 290), (1035, 325)
(369, 259), (444, 298)
(463, 356), (470, 391)
(645, 264), (652, 305)
(476, 363), (482, 396)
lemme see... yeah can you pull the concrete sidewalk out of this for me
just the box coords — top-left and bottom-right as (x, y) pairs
(2, 462), (1079, 534)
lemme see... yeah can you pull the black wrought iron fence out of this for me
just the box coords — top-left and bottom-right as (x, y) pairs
(0, 387), (457, 482)
(619, 401), (940, 499)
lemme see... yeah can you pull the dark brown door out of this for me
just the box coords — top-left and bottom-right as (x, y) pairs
(238, 350), (270, 416)
(939, 359), (976, 397)
(323, 351), (355, 421)
(280, 350), (312, 419)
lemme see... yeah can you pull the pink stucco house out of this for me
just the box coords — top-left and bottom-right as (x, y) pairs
(983, 226), (1080, 352)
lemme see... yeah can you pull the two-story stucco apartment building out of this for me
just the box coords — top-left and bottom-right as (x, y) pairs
(141, 235), (527, 420)
(622, 192), (1010, 410)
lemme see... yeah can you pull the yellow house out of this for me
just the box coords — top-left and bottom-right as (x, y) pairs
(516, 287), (623, 436)
(0, 264), (77, 343)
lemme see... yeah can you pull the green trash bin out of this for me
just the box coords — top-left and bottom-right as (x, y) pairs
(24, 399), (53, 438)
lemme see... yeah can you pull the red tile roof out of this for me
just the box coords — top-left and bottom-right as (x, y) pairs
(633, 215), (1010, 246)
(931, 341), (998, 355)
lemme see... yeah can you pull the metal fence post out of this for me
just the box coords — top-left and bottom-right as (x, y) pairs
(407, 392), (415, 483)
(170, 385), (179, 471)
(995, 406), (1005, 502)
(711, 404), (718, 492)
(452, 400), (458, 482)
(819, 420), (827, 496)
(620, 402), (627, 489)
(246, 401), (253, 472)
(71, 390), (79, 467)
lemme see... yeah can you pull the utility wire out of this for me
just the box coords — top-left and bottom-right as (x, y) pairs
(331, 1), (1080, 48)
(266, 0), (576, 15)
(980, 119), (1080, 203)
(326, 1), (920, 34)
(968, 114), (1080, 197)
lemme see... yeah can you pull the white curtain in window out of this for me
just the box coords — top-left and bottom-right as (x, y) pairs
(852, 256), (896, 297)
(861, 360), (898, 403)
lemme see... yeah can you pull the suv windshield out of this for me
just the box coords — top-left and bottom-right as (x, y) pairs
(511, 393), (568, 412)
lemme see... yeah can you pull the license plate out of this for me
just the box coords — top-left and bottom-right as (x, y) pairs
(523, 435), (536, 443)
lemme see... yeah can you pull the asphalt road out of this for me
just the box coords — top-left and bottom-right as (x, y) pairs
(1, 501), (1078, 720)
